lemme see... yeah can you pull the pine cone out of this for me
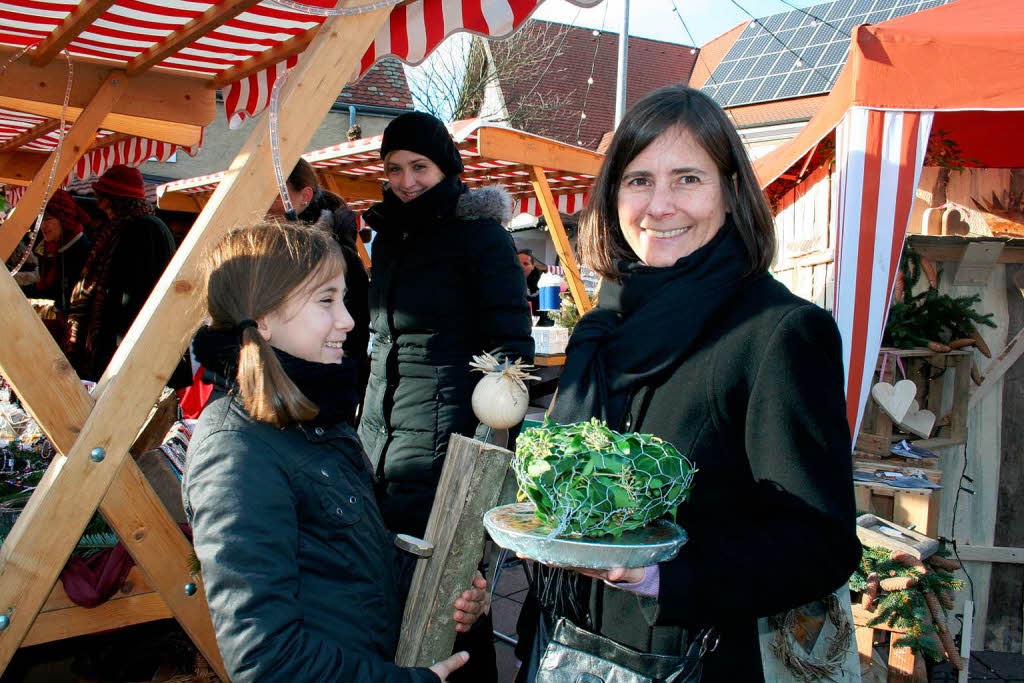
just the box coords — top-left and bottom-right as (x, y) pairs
(880, 576), (918, 591)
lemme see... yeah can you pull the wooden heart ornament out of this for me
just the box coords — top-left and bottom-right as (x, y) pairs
(871, 380), (917, 423)
(898, 401), (936, 439)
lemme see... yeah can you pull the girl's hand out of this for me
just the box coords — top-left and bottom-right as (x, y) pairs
(429, 651), (469, 680)
(452, 570), (489, 632)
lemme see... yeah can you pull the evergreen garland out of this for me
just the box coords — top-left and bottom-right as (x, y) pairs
(850, 546), (964, 662)
(884, 243), (995, 348)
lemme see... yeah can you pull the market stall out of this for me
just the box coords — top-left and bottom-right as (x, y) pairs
(157, 118), (601, 317)
(753, 0), (1024, 659)
(0, 0), (602, 676)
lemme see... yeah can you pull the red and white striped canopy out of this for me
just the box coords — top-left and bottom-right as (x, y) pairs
(158, 118), (594, 221)
(0, 0), (602, 202)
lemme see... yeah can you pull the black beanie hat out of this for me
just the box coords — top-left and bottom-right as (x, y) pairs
(380, 112), (464, 177)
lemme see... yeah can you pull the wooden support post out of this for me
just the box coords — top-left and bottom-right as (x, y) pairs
(356, 238), (372, 271)
(971, 325), (1024, 409)
(0, 3), (391, 674)
(958, 600), (973, 683)
(855, 626), (875, 671)
(0, 264), (226, 677)
(529, 166), (592, 314)
(886, 640), (919, 683)
(396, 435), (511, 668)
(0, 72), (124, 260)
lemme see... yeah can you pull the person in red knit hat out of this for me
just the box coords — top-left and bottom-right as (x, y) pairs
(65, 164), (178, 381)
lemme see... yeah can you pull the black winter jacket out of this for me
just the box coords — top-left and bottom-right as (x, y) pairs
(183, 387), (437, 683)
(310, 203), (371, 425)
(538, 276), (861, 681)
(91, 214), (176, 379)
(359, 183), (534, 536)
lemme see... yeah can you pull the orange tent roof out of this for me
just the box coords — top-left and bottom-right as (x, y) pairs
(755, 0), (1024, 188)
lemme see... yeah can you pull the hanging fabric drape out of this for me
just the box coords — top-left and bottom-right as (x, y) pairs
(832, 108), (933, 437)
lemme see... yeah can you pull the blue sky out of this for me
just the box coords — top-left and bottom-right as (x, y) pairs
(531, 0), (822, 46)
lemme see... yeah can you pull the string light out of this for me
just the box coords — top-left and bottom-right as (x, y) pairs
(572, 0), (609, 147)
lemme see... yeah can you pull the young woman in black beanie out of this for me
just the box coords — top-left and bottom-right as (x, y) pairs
(359, 112), (534, 682)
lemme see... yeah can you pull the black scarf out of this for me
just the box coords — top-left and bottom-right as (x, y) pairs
(549, 219), (768, 429)
(362, 174), (465, 235)
(192, 325), (358, 426)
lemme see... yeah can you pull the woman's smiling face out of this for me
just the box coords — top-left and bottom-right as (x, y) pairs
(384, 150), (445, 203)
(616, 125), (728, 268)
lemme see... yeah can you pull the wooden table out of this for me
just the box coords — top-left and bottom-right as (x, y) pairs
(534, 353), (565, 367)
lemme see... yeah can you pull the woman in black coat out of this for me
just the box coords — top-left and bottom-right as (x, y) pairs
(359, 112), (533, 683)
(515, 86), (862, 681)
(358, 112), (534, 538)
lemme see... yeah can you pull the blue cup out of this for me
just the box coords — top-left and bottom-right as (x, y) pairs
(539, 285), (560, 311)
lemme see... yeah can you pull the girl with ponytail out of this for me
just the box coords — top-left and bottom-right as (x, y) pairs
(184, 221), (485, 682)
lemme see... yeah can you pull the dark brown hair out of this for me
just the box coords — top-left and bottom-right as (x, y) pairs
(579, 85), (776, 278)
(287, 158), (319, 193)
(203, 220), (345, 427)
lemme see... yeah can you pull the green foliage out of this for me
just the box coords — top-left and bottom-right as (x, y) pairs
(851, 545), (964, 663)
(513, 418), (696, 538)
(884, 243), (995, 348)
(924, 130), (981, 172)
(546, 291), (580, 333)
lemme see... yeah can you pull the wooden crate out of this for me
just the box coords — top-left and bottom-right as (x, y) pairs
(854, 482), (940, 538)
(852, 602), (929, 682)
(855, 348), (972, 457)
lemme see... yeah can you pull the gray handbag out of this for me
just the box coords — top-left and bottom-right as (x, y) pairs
(536, 618), (715, 683)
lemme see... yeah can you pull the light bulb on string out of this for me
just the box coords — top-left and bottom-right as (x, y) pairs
(587, 77), (594, 85)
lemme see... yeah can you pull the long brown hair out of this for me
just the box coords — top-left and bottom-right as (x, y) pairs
(202, 221), (345, 427)
(579, 85), (776, 279)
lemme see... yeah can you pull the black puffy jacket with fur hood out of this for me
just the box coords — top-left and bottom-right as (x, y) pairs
(359, 181), (534, 536)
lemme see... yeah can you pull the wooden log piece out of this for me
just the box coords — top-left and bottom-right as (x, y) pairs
(396, 435), (512, 668)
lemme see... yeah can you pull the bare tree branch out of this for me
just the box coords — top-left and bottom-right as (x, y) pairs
(410, 20), (573, 134)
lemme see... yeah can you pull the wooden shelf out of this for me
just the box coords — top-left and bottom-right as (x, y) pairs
(533, 354), (565, 367)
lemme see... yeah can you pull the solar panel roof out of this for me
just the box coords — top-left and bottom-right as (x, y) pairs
(701, 0), (956, 109)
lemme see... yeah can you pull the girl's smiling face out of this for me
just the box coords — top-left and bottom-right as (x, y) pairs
(258, 270), (354, 364)
(384, 150), (445, 203)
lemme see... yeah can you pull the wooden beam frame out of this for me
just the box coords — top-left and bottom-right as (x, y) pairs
(30, 0), (120, 67)
(0, 50), (212, 146)
(321, 171), (384, 202)
(0, 151), (50, 186)
(211, 25), (320, 89)
(0, 256), (225, 676)
(0, 2), (393, 675)
(477, 126), (604, 177)
(530, 165), (592, 314)
(127, 0), (264, 76)
(0, 120), (60, 153)
(0, 72), (124, 261)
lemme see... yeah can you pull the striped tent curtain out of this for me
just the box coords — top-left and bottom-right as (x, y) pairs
(832, 107), (933, 437)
